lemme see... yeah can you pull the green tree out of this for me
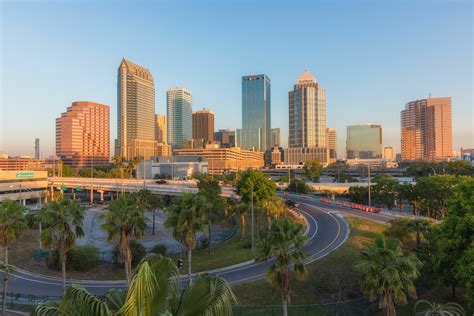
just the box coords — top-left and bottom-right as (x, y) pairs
(100, 194), (147, 287)
(302, 159), (322, 182)
(396, 183), (420, 215)
(355, 236), (421, 316)
(260, 196), (287, 226)
(383, 218), (412, 248)
(0, 200), (28, 314)
(287, 179), (308, 194)
(235, 171), (276, 205)
(197, 176), (227, 254)
(164, 193), (207, 283)
(373, 175), (399, 210)
(404, 162), (440, 178)
(39, 198), (85, 294)
(416, 175), (458, 219)
(257, 218), (308, 316)
(418, 178), (474, 299)
(444, 160), (474, 177)
(33, 254), (236, 316)
(112, 155), (126, 193)
(348, 185), (369, 204)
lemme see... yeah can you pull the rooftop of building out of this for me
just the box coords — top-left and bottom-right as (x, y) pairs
(296, 70), (317, 84)
(119, 58), (153, 81)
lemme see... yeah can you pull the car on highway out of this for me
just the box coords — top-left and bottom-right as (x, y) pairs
(155, 179), (168, 184)
(285, 199), (299, 207)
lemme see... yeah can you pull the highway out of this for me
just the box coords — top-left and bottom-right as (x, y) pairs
(2, 193), (394, 299)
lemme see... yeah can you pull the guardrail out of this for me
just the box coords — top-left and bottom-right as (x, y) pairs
(319, 198), (382, 213)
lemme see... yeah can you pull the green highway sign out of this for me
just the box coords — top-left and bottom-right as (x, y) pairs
(61, 185), (67, 191)
(16, 172), (35, 178)
(75, 186), (82, 192)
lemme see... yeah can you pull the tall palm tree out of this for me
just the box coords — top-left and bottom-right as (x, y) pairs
(256, 217), (308, 316)
(355, 236), (421, 316)
(234, 202), (248, 239)
(100, 194), (147, 287)
(133, 189), (163, 236)
(0, 200), (28, 314)
(38, 198), (85, 294)
(112, 155), (125, 194)
(414, 300), (465, 315)
(33, 254), (236, 316)
(407, 219), (432, 245)
(260, 196), (287, 226)
(165, 193), (207, 284)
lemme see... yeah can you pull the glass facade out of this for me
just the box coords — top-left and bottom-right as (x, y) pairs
(167, 87), (192, 148)
(346, 124), (382, 159)
(241, 74), (271, 151)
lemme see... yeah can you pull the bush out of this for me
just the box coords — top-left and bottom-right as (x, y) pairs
(69, 245), (99, 271)
(24, 213), (38, 229)
(113, 240), (147, 267)
(198, 237), (209, 250)
(151, 244), (167, 256)
(47, 245), (99, 272)
(383, 218), (412, 247)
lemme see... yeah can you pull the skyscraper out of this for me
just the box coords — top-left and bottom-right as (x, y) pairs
(383, 146), (396, 161)
(241, 74), (271, 151)
(192, 109), (214, 142)
(289, 70), (326, 148)
(34, 138), (40, 159)
(155, 114), (167, 143)
(56, 101), (110, 168)
(327, 128), (337, 162)
(214, 129), (235, 148)
(116, 58), (156, 160)
(401, 97), (452, 161)
(271, 128), (281, 147)
(167, 87), (192, 148)
(346, 124), (382, 159)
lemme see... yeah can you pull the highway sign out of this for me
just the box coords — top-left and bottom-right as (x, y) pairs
(16, 172), (35, 178)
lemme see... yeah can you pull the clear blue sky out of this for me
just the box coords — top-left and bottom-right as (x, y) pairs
(1, 0), (472, 158)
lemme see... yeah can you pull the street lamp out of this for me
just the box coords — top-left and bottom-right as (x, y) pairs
(250, 178), (262, 251)
(367, 163), (371, 207)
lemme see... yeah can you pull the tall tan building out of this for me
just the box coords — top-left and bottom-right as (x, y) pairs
(401, 96), (452, 161)
(116, 58), (156, 160)
(327, 128), (337, 162)
(155, 114), (167, 143)
(56, 101), (110, 168)
(192, 109), (214, 142)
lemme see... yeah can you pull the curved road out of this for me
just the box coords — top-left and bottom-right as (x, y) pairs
(3, 194), (393, 297)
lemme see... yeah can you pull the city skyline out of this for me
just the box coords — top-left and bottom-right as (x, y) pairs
(1, 1), (472, 157)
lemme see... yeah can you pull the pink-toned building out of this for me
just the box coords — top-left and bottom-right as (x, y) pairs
(56, 101), (110, 168)
(401, 96), (452, 161)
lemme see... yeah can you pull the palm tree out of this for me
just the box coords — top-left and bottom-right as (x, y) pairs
(355, 236), (421, 316)
(165, 193), (207, 284)
(260, 196), (287, 226)
(100, 194), (147, 287)
(33, 254), (236, 316)
(234, 202), (248, 239)
(256, 217), (308, 316)
(407, 219), (432, 245)
(112, 155), (125, 194)
(414, 300), (465, 315)
(0, 200), (28, 314)
(132, 156), (142, 180)
(38, 198), (85, 295)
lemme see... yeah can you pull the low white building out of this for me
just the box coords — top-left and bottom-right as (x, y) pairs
(138, 157), (208, 179)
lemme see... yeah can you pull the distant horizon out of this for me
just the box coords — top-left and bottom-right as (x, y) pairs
(1, 0), (472, 158)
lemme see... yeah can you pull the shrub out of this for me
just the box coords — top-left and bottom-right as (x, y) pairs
(198, 237), (209, 250)
(47, 245), (99, 272)
(113, 240), (146, 267)
(151, 244), (167, 256)
(383, 218), (412, 247)
(69, 245), (99, 271)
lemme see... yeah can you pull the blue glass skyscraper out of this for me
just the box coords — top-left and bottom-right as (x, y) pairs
(241, 74), (271, 151)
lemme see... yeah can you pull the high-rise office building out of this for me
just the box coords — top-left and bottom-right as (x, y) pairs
(167, 87), (192, 148)
(56, 101), (110, 168)
(241, 74), (271, 151)
(116, 58), (156, 160)
(289, 70), (326, 148)
(271, 128), (281, 147)
(34, 138), (40, 159)
(327, 128), (337, 162)
(192, 109), (214, 142)
(401, 97), (452, 161)
(346, 124), (382, 159)
(214, 129), (236, 148)
(155, 114), (167, 143)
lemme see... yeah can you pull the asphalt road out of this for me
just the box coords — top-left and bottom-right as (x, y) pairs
(3, 194), (392, 298)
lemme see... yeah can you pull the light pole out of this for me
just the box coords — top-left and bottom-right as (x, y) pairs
(250, 179), (262, 251)
(367, 164), (371, 207)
